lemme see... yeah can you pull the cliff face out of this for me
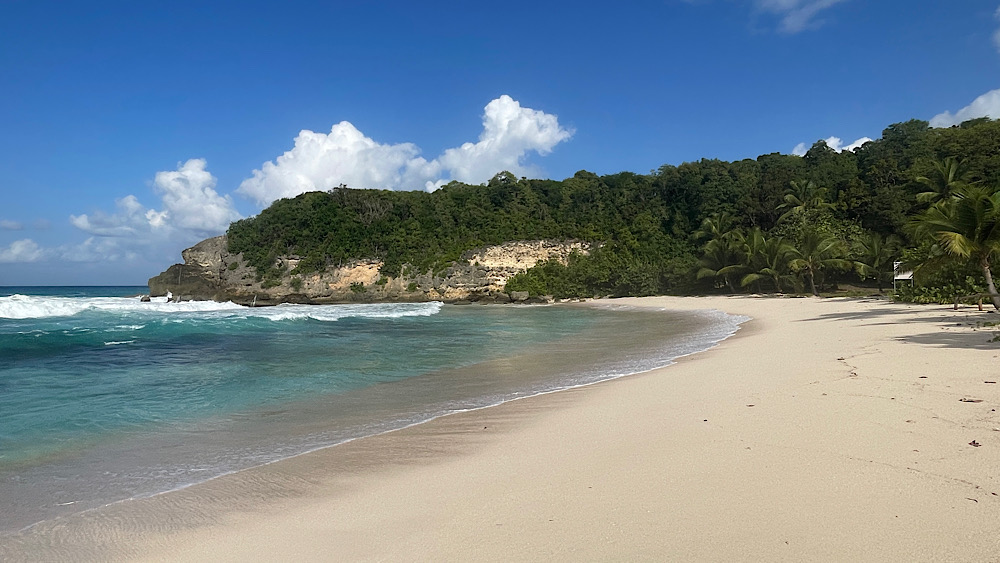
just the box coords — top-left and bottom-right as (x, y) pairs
(148, 236), (589, 305)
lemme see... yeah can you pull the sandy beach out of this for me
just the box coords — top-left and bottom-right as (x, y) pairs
(7, 295), (1000, 561)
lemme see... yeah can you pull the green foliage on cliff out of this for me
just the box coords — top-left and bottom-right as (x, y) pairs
(227, 170), (698, 282)
(226, 118), (1000, 299)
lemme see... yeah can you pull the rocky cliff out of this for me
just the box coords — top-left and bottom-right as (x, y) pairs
(148, 236), (589, 305)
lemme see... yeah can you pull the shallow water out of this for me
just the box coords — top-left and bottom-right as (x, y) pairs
(0, 287), (746, 537)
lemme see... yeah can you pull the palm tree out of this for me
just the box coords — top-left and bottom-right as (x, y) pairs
(695, 212), (745, 293)
(777, 180), (836, 223)
(909, 184), (1000, 309)
(694, 212), (739, 243)
(697, 236), (745, 293)
(853, 232), (902, 292)
(915, 157), (974, 205)
(740, 230), (797, 293)
(789, 230), (853, 296)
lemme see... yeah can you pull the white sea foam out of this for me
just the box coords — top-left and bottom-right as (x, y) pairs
(240, 302), (443, 322)
(0, 293), (443, 322)
(0, 294), (245, 319)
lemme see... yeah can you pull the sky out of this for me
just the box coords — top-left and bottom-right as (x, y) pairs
(2, 0), (999, 286)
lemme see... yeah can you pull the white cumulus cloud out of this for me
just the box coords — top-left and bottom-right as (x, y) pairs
(930, 88), (1000, 128)
(755, 0), (849, 33)
(0, 239), (44, 263)
(237, 123), (430, 205)
(237, 95), (573, 206)
(792, 135), (871, 156)
(0, 220), (23, 230)
(71, 159), (240, 240)
(435, 95), (574, 186)
(152, 158), (241, 233)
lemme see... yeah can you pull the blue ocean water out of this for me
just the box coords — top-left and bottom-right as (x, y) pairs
(0, 287), (745, 535)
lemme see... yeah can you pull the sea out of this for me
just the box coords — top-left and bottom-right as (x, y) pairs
(0, 286), (746, 538)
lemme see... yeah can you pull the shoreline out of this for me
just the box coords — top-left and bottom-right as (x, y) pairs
(0, 302), (742, 547)
(5, 296), (1000, 561)
(0, 301), (738, 539)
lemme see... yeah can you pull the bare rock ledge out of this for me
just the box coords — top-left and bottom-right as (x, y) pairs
(148, 236), (589, 306)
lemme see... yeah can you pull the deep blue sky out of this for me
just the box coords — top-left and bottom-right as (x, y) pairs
(2, 1), (999, 285)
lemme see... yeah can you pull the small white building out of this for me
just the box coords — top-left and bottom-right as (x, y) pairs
(893, 261), (913, 289)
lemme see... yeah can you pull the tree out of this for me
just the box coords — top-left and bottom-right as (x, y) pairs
(915, 156), (974, 204)
(746, 153), (804, 229)
(852, 232), (902, 292)
(777, 180), (836, 223)
(789, 230), (852, 296)
(694, 212), (739, 243)
(739, 228), (796, 293)
(909, 184), (1000, 309)
(697, 235), (745, 292)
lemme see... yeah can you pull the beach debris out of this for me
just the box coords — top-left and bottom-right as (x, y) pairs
(747, 404), (755, 407)
(985, 381), (997, 384)
(959, 398), (984, 403)
(837, 357), (845, 361)
(966, 498), (979, 502)
(919, 376), (928, 379)
(969, 440), (982, 447)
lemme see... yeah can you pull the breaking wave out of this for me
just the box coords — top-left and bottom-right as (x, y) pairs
(0, 294), (443, 321)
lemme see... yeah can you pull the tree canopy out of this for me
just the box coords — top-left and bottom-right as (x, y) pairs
(225, 117), (1000, 301)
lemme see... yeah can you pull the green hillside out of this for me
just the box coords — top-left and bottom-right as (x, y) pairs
(226, 117), (1000, 302)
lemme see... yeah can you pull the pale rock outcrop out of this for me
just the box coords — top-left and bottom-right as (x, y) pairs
(148, 236), (588, 305)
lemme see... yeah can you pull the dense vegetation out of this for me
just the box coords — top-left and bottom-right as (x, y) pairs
(227, 117), (1000, 303)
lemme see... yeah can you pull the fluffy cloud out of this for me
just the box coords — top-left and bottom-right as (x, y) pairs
(434, 96), (574, 186)
(755, 0), (849, 33)
(929, 88), (1000, 128)
(0, 239), (44, 263)
(792, 135), (871, 156)
(237, 95), (573, 206)
(70, 195), (150, 237)
(63, 159), (242, 266)
(237, 123), (430, 205)
(151, 159), (241, 232)
(71, 159), (240, 241)
(0, 220), (23, 230)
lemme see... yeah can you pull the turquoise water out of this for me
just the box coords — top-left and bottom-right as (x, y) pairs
(0, 287), (745, 535)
